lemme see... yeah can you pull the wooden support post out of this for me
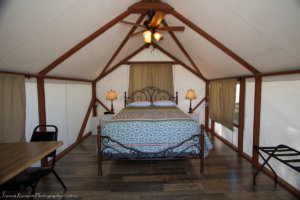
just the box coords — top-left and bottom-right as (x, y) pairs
(37, 77), (48, 166)
(97, 125), (103, 176)
(37, 78), (46, 126)
(92, 82), (97, 117)
(238, 77), (245, 155)
(205, 82), (209, 129)
(252, 76), (262, 165)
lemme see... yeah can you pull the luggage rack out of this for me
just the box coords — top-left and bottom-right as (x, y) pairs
(253, 144), (300, 185)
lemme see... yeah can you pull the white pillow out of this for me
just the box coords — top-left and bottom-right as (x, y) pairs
(153, 100), (176, 107)
(127, 101), (151, 107)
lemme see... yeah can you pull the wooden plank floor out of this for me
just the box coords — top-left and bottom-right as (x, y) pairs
(22, 133), (296, 199)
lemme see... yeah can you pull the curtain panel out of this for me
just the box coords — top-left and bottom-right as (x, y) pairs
(0, 74), (26, 142)
(209, 78), (237, 130)
(128, 63), (174, 96)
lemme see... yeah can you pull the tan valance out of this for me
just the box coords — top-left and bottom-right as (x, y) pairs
(209, 78), (237, 130)
(128, 63), (174, 96)
(0, 74), (26, 142)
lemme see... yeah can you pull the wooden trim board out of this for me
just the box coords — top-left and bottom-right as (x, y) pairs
(0, 71), (92, 83)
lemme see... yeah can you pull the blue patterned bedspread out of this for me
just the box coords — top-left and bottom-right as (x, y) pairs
(101, 106), (212, 157)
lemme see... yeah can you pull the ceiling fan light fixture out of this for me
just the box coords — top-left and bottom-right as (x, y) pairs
(143, 30), (152, 43)
(153, 31), (162, 42)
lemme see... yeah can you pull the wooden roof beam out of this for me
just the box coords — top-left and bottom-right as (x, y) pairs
(98, 14), (146, 78)
(94, 44), (148, 82)
(128, 1), (174, 14)
(153, 43), (207, 82)
(162, 20), (205, 79)
(39, 10), (131, 75)
(171, 10), (261, 75)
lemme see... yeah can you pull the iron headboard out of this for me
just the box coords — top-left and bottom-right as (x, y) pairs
(124, 86), (178, 107)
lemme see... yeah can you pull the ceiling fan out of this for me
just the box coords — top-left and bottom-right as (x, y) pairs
(121, 10), (185, 43)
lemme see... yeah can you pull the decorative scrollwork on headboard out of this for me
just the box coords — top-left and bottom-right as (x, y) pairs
(124, 86), (178, 107)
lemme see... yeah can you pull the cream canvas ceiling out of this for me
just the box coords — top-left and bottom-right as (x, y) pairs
(0, 0), (299, 80)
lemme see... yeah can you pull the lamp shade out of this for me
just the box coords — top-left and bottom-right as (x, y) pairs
(143, 30), (152, 43)
(185, 89), (196, 99)
(153, 31), (162, 42)
(106, 90), (117, 100)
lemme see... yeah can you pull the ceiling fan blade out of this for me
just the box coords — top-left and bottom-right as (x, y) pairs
(148, 11), (165, 27)
(130, 30), (144, 37)
(157, 26), (185, 31)
(120, 20), (146, 28)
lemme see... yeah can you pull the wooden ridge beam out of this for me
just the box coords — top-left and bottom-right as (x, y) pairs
(171, 10), (260, 75)
(95, 44), (148, 82)
(39, 10), (131, 75)
(128, 1), (174, 13)
(98, 14), (146, 78)
(162, 20), (204, 78)
(152, 43), (207, 81)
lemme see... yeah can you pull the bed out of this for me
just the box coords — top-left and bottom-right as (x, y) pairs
(97, 86), (212, 175)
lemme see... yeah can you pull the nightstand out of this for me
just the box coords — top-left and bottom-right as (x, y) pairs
(99, 114), (115, 129)
(187, 112), (199, 122)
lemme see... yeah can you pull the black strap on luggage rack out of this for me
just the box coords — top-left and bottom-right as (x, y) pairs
(253, 144), (300, 185)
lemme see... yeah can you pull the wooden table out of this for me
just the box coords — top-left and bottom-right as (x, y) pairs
(0, 141), (63, 185)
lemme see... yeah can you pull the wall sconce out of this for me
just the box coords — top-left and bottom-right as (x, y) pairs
(185, 89), (196, 113)
(106, 90), (117, 114)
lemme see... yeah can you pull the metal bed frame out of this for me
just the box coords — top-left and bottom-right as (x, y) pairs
(124, 86), (178, 106)
(97, 86), (205, 176)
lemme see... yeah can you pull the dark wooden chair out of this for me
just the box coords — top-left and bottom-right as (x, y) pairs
(0, 125), (67, 198)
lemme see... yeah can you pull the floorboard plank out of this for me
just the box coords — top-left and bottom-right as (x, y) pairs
(7, 133), (297, 200)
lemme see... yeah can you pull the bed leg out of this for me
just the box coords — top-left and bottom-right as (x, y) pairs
(97, 125), (103, 176)
(200, 124), (205, 174)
